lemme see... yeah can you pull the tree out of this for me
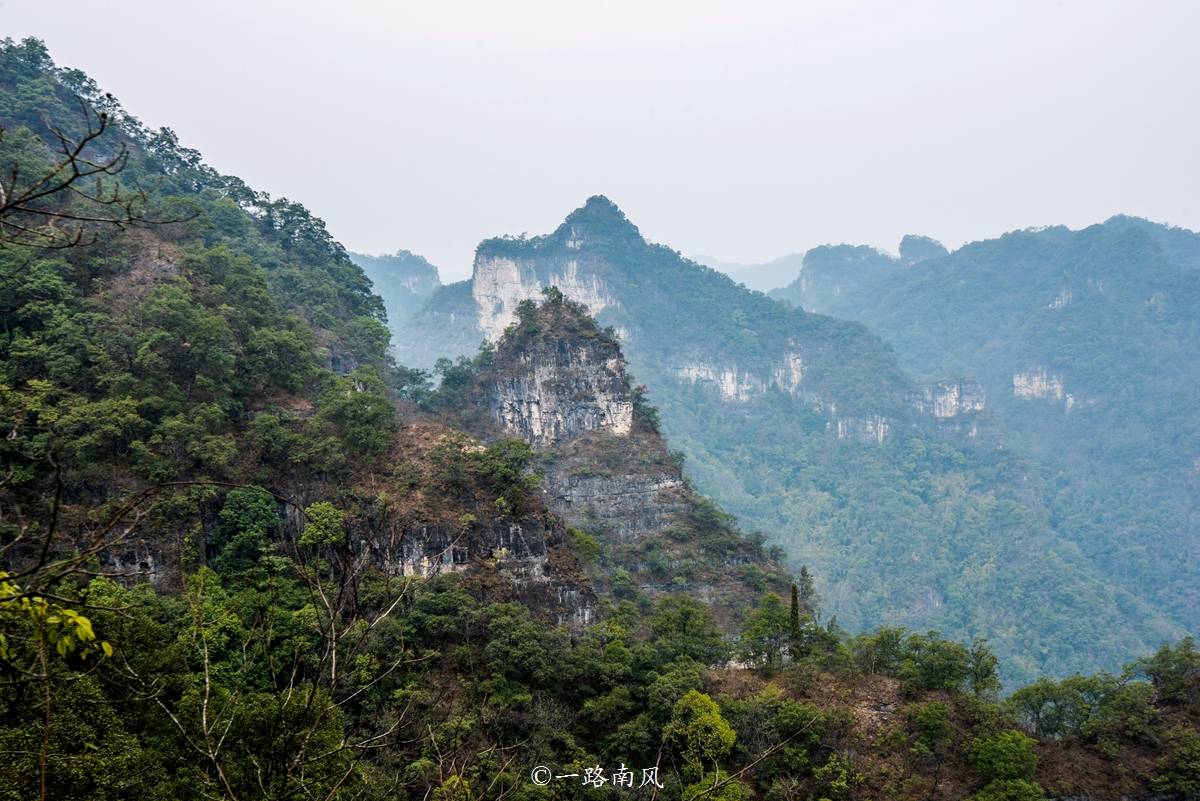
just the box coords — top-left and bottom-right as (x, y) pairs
(901, 631), (972, 693)
(682, 769), (752, 801)
(649, 596), (729, 666)
(739, 593), (790, 671)
(663, 690), (737, 782)
(968, 637), (1002, 700)
(796, 565), (817, 615)
(1152, 728), (1200, 797)
(851, 627), (907, 676)
(0, 98), (148, 248)
(1007, 673), (1117, 739)
(1135, 637), (1200, 711)
(788, 584), (801, 651)
(212, 486), (279, 573)
(969, 730), (1038, 781)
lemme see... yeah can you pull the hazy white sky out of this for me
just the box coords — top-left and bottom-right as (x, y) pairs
(4, 0), (1197, 279)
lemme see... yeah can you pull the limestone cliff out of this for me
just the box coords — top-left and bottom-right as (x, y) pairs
(341, 421), (597, 628)
(473, 294), (791, 623)
(488, 313), (633, 446)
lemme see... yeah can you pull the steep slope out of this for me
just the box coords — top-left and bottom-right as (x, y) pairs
(774, 218), (1200, 647)
(396, 197), (1173, 683)
(465, 294), (794, 624)
(0, 37), (593, 627)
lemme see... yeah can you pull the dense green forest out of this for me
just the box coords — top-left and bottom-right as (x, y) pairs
(771, 220), (1200, 665)
(2, 37), (1200, 801)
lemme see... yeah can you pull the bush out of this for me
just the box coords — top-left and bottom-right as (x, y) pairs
(969, 778), (1046, 801)
(969, 730), (1038, 782)
(1152, 728), (1200, 797)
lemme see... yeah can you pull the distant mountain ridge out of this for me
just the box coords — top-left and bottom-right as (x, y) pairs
(349, 249), (441, 333)
(691, 253), (805, 292)
(694, 233), (950, 296)
(768, 235), (948, 311)
(771, 215), (1200, 644)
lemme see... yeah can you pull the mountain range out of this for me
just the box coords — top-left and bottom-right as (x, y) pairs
(772, 217), (1200, 650)
(390, 197), (1196, 685)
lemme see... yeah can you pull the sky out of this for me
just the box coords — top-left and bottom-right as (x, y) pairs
(4, 0), (1198, 281)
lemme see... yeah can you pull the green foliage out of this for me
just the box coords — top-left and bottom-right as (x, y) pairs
(1152, 728), (1200, 796)
(1007, 673), (1119, 740)
(212, 486), (279, 572)
(316, 367), (398, 459)
(566, 526), (601, 562)
(3, 36), (1198, 801)
(969, 730), (1038, 782)
(904, 702), (953, 758)
(663, 690), (737, 781)
(1134, 637), (1200, 711)
(900, 631), (974, 694)
(776, 217), (1200, 684)
(429, 435), (540, 516)
(648, 596), (729, 666)
(682, 769), (752, 801)
(851, 626), (907, 676)
(632, 383), (662, 434)
(300, 501), (345, 546)
(395, 195), (1171, 686)
(968, 779), (1046, 801)
(0, 571), (112, 664)
(348, 249), (441, 334)
(740, 592), (791, 671)
(433, 775), (473, 801)
(811, 752), (864, 800)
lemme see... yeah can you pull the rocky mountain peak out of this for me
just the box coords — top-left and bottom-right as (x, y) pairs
(554, 194), (644, 249)
(485, 290), (633, 447)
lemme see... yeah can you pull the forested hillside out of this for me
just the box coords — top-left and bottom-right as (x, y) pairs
(771, 219), (1200, 661)
(3, 36), (1200, 801)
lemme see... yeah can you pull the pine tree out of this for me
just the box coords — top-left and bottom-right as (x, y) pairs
(797, 565), (817, 611)
(789, 583), (803, 660)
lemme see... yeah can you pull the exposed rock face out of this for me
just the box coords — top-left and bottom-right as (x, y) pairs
(490, 329), (633, 447)
(475, 255), (619, 342)
(1013, 367), (1065, 400)
(834, 415), (890, 444)
(353, 514), (594, 628)
(481, 297), (681, 541)
(913, 379), (986, 419)
(676, 363), (763, 402)
(1049, 286), (1073, 310)
(676, 350), (806, 402)
(540, 433), (690, 542)
(471, 196), (638, 341)
(1013, 368), (1080, 414)
(675, 351), (806, 403)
